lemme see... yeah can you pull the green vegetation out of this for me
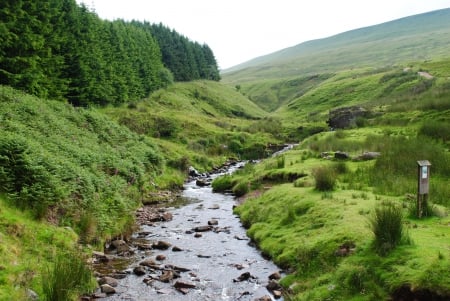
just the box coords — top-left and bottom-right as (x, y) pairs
(0, 81), (283, 299)
(230, 134), (449, 299)
(223, 8), (450, 82)
(1, 3), (450, 300)
(0, 196), (80, 300)
(369, 202), (408, 256)
(0, 0), (219, 106)
(42, 251), (96, 301)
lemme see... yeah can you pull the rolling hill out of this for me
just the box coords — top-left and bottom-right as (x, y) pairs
(222, 8), (450, 84)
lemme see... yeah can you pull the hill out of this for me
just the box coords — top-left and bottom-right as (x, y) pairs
(222, 8), (450, 84)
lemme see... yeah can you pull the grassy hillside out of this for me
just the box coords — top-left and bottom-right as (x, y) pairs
(1, 8), (450, 300)
(0, 81), (284, 299)
(216, 11), (450, 299)
(222, 8), (450, 84)
(216, 124), (450, 300)
(103, 80), (284, 175)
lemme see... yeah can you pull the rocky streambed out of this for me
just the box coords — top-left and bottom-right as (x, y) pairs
(90, 161), (284, 301)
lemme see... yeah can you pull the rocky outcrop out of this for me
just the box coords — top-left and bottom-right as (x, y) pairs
(327, 106), (369, 129)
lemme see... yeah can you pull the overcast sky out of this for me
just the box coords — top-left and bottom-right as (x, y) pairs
(77, 0), (450, 69)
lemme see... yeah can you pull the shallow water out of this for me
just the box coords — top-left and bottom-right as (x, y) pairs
(101, 163), (282, 301)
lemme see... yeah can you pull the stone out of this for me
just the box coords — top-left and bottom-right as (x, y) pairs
(334, 151), (349, 160)
(233, 272), (254, 282)
(166, 264), (191, 272)
(269, 271), (282, 280)
(159, 270), (175, 282)
(197, 254), (211, 258)
(135, 243), (153, 250)
(92, 251), (110, 263)
(110, 239), (130, 253)
(188, 166), (200, 177)
(162, 212), (173, 221)
(133, 266), (146, 276)
(354, 151), (381, 161)
(273, 290), (283, 299)
(193, 225), (212, 232)
(172, 246), (183, 252)
(139, 259), (157, 267)
(156, 254), (167, 260)
(266, 279), (282, 291)
(208, 219), (219, 226)
(100, 284), (116, 294)
(327, 106), (369, 129)
(98, 276), (119, 287)
(92, 292), (107, 298)
(153, 240), (171, 250)
(176, 287), (190, 295)
(196, 179), (209, 187)
(174, 280), (196, 289)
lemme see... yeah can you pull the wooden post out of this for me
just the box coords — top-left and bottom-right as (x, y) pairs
(417, 160), (431, 218)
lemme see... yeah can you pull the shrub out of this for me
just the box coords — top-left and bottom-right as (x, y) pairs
(313, 166), (336, 191)
(369, 202), (406, 256)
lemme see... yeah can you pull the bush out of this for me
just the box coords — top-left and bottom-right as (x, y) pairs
(313, 166), (336, 191)
(369, 202), (406, 256)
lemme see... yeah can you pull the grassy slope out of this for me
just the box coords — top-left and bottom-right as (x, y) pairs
(222, 8), (450, 83)
(0, 81), (282, 299)
(231, 140), (450, 300)
(218, 10), (450, 300)
(102, 80), (282, 174)
(0, 196), (79, 300)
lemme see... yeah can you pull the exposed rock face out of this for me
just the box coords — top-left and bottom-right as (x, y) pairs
(327, 106), (368, 129)
(353, 151), (381, 161)
(334, 151), (350, 160)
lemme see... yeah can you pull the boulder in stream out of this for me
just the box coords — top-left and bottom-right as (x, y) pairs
(152, 240), (171, 250)
(193, 225), (213, 232)
(100, 284), (116, 294)
(98, 276), (118, 287)
(133, 266), (146, 276)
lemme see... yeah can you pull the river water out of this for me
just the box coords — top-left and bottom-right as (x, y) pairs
(98, 162), (282, 301)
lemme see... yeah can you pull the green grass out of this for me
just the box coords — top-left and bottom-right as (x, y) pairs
(223, 124), (450, 299)
(0, 196), (80, 300)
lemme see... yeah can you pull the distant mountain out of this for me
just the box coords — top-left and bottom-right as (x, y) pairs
(222, 8), (450, 83)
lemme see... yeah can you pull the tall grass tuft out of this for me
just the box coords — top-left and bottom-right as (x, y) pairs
(313, 166), (336, 191)
(369, 202), (406, 256)
(42, 251), (95, 301)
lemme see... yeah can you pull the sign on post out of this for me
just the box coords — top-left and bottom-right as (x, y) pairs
(417, 160), (431, 218)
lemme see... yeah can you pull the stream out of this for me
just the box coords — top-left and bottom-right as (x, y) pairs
(93, 161), (283, 301)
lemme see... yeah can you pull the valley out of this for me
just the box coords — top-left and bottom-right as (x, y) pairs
(0, 3), (449, 301)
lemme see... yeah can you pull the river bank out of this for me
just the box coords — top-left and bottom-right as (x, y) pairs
(88, 161), (284, 300)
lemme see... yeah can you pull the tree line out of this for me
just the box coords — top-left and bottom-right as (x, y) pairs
(0, 0), (220, 106)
